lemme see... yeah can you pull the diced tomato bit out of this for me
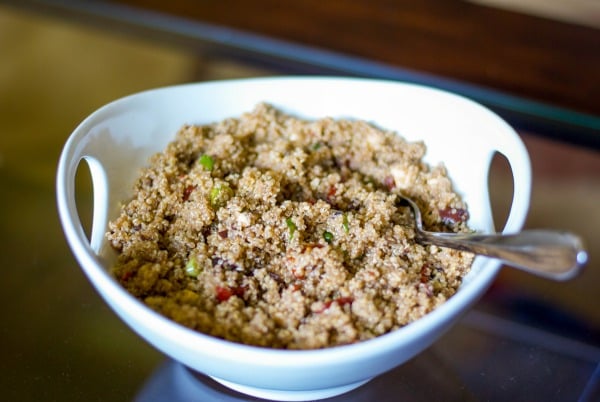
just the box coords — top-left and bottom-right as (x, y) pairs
(336, 296), (354, 306)
(183, 185), (196, 201)
(420, 265), (430, 283)
(217, 230), (228, 239)
(316, 297), (354, 313)
(383, 176), (396, 190)
(327, 185), (337, 201)
(315, 301), (333, 313)
(439, 207), (468, 224)
(216, 285), (246, 302)
(216, 286), (233, 302)
(232, 285), (246, 298)
(121, 271), (134, 282)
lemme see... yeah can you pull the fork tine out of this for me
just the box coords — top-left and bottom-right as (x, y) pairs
(397, 195), (424, 231)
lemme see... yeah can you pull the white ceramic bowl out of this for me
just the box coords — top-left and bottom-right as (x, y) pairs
(56, 77), (531, 401)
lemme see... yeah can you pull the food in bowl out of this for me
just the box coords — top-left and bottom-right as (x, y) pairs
(106, 103), (474, 349)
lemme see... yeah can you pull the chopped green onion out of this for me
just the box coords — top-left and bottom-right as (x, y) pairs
(185, 255), (200, 277)
(209, 186), (220, 206)
(198, 154), (214, 171)
(286, 218), (297, 239)
(342, 213), (349, 233)
(209, 183), (232, 208)
(312, 142), (322, 150)
(323, 231), (334, 243)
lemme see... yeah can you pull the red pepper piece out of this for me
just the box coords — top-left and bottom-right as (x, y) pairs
(327, 185), (337, 201)
(316, 297), (354, 313)
(315, 301), (333, 313)
(420, 265), (430, 283)
(232, 285), (246, 298)
(439, 207), (468, 224)
(336, 296), (354, 307)
(183, 185), (196, 201)
(216, 285), (246, 302)
(216, 286), (233, 302)
(383, 176), (396, 190)
(121, 271), (134, 282)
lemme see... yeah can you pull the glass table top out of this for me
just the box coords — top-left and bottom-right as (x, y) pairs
(134, 308), (600, 401)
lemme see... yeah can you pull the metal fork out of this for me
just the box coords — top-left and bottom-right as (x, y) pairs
(398, 195), (587, 281)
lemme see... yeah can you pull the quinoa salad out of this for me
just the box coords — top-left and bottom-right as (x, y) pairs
(106, 103), (474, 349)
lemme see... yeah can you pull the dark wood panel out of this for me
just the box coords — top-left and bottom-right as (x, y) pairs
(112, 0), (599, 117)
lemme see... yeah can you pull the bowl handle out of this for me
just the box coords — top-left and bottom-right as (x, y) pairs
(80, 156), (110, 253)
(57, 148), (110, 256)
(494, 129), (532, 234)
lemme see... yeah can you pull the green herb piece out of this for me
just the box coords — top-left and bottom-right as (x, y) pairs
(286, 218), (297, 239)
(210, 186), (221, 207)
(342, 213), (350, 233)
(323, 231), (334, 243)
(312, 142), (322, 150)
(209, 183), (233, 208)
(185, 255), (200, 277)
(198, 154), (214, 171)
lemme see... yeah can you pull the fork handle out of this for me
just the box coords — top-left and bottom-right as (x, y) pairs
(417, 229), (587, 281)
